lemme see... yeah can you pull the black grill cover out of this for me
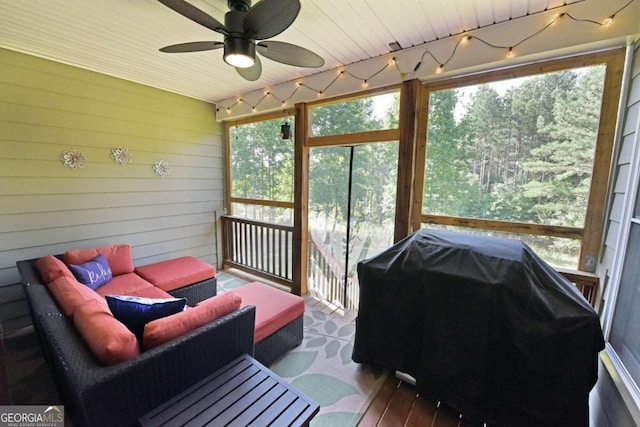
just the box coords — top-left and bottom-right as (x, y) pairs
(353, 229), (604, 427)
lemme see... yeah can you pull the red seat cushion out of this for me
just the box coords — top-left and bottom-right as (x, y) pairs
(134, 257), (216, 292)
(95, 273), (157, 298)
(231, 282), (304, 344)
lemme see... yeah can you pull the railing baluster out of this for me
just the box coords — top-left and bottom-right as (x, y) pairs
(259, 224), (264, 272)
(222, 215), (359, 305)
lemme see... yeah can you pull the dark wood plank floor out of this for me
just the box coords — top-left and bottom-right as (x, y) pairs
(358, 375), (486, 427)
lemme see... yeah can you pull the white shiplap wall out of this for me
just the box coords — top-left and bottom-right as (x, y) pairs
(0, 47), (223, 330)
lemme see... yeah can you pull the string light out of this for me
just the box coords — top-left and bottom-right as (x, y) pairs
(218, 0), (634, 114)
(505, 47), (515, 59)
(550, 13), (565, 25)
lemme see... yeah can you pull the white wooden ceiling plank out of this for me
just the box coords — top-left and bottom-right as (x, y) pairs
(291, 0), (367, 67)
(412, 1), (439, 43)
(454, 0), (480, 33)
(322, 0), (393, 57)
(472, 0), (496, 28)
(492, 0), (512, 24)
(527, 0), (551, 14)
(509, 0), (529, 20)
(366, 0), (426, 50)
(427, 0), (459, 39)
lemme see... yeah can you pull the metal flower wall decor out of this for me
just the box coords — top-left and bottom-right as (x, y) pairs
(111, 147), (132, 165)
(60, 149), (85, 169)
(153, 160), (170, 177)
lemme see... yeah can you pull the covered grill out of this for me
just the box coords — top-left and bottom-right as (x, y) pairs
(352, 229), (603, 427)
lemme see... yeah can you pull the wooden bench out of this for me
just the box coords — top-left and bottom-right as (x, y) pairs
(139, 354), (319, 427)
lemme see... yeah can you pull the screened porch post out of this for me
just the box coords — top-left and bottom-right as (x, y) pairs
(394, 79), (428, 243)
(292, 102), (309, 296)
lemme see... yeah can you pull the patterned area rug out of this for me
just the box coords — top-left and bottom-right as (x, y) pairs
(217, 272), (389, 427)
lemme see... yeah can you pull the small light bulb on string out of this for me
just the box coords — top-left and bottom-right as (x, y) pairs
(362, 79), (369, 88)
(317, 91), (323, 98)
(506, 47), (515, 58)
(226, 107), (231, 113)
(550, 12), (564, 25)
(252, 107), (257, 112)
(436, 64), (444, 74)
(602, 15), (614, 26)
(461, 35), (472, 45)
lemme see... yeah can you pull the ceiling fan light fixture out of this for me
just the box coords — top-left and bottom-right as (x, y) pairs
(224, 37), (255, 68)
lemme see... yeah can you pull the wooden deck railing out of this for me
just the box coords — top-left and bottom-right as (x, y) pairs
(221, 215), (358, 309)
(221, 215), (293, 286)
(307, 238), (359, 311)
(556, 267), (599, 307)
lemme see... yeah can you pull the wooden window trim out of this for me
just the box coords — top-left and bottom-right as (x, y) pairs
(229, 197), (294, 209)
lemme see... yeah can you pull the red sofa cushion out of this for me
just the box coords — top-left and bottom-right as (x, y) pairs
(47, 275), (109, 317)
(64, 244), (134, 276)
(134, 256), (216, 292)
(232, 282), (305, 343)
(35, 255), (74, 283)
(143, 292), (241, 350)
(95, 273), (157, 298)
(125, 285), (174, 300)
(74, 300), (140, 366)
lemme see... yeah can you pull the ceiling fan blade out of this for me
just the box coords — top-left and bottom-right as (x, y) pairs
(236, 56), (262, 81)
(157, 0), (227, 35)
(159, 41), (223, 53)
(244, 0), (301, 40)
(257, 41), (324, 68)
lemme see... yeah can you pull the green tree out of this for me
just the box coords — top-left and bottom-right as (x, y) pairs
(230, 117), (294, 221)
(423, 89), (475, 215)
(523, 66), (605, 227)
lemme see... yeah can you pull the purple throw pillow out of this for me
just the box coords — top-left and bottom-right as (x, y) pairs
(69, 254), (113, 290)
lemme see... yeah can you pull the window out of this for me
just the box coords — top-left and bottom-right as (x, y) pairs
(227, 115), (294, 225)
(419, 53), (619, 270)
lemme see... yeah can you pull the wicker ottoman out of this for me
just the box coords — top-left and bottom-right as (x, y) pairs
(231, 282), (305, 366)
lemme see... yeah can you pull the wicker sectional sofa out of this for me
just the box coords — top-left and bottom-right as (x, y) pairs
(16, 248), (256, 427)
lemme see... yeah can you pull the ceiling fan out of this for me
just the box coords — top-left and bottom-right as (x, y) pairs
(157, 0), (325, 81)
